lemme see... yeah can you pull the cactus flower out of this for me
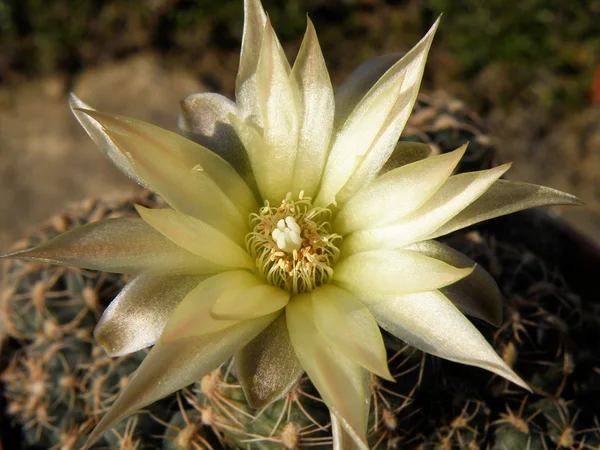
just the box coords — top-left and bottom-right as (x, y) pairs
(2, 0), (581, 448)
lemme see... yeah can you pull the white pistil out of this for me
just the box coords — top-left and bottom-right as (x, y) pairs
(272, 216), (302, 252)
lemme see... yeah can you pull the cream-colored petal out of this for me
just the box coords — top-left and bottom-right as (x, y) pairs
(94, 275), (201, 356)
(342, 164), (510, 254)
(335, 144), (466, 235)
(86, 312), (277, 447)
(0, 218), (221, 275)
(334, 53), (403, 130)
(286, 295), (370, 450)
(69, 94), (151, 189)
(211, 284), (290, 320)
(235, 312), (303, 408)
(426, 179), (583, 239)
(135, 205), (252, 267)
(252, 17), (298, 203)
(333, 249), (473, 296)
(236, 0), (268, 121)
(311, 285), (392, 380)
(289, 18), (335, 198)
(160, 271), (263, 343)
(379, 141), (433, 174)
(316, 19), (440, 208)
(405, 240), (502, 326)
(360, 290), (529, 390)
(77, 109), (257, 224)
(178, 93), (257, 192)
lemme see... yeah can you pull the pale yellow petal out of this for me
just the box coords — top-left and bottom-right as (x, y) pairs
(178, 92), (257, 192)
(342, 164), (510, 254)
(69, 93), (151, 189)
(379, 141), (433, 174)
(211, 284), (290, 320)
(316, 19), (440, 207)
(135, 205), (252, 267)
(333, 249), (473, 295)
(286, 295), (370, 450)
(236, 0), (268, 120)
(359, 290), (529, 390)
(94, 275), (201, 356)
(86, 312), (277, 447)
(335, 144), (466, 235)
(290, 18), (335, 198)
(311, 285), (392, 380)
(235, 312), (303, 408)
(0, 218), (222, 275)
(405, 240), (503, 325)
(160, 271), (262, 343)
(77, 109), (257, 224)
(426, 179), (583, 239)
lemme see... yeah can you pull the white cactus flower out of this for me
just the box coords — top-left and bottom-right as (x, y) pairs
(2, 0), (581, 448)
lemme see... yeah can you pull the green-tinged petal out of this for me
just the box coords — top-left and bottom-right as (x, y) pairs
(77, 109), (257, 224)
(334, 53), (403, 130)
(426, 179), (583, 239)
(290, 18), (335, 198)
(0, 218), (222, 275)
(316, 19), (440, 207)
(360, 290), (529, 390)
(86, 312), (277, 447)
(178, 93), (257, 192)
(211, 284), (290, 320)
(94, 275), (201, 356)
(236, 0), (268, 121)
(69, 94), (151, 189)
(160, 271), (262, 343)
(333, 249), (473, 296)
(335, 144), (466, 235)
(343, 164), (510, 254)
(135, 205), (252, 267)
(380, 141), (432, 174)
(405, 240), (502, 326)
(235, 312), (303, 408)
(252, 17), (298, 203)
(311, 285), (392, 380)
(287, 295), (370, 450)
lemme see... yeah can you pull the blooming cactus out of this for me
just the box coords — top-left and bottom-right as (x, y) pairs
(2, 0), (581, 448)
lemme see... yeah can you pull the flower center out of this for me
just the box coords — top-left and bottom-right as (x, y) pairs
(246, 193), (341, 294)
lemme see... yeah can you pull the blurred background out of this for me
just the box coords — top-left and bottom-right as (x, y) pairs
(1, 0), (599, 251)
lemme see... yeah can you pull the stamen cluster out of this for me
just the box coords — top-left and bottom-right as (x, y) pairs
(246, 193), (341, 294)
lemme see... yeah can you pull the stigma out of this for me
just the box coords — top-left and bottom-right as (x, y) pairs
(271, 216), (302, 253)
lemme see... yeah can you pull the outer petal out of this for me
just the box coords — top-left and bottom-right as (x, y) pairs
(0, 218), (222, 275)
(235, 312), (303, 408)
(287, 295), (370, 450)
(359, 290), (529, 390)
(334, 53), (403, 130)
(333, 249), (473, 296)
(94, 275), (201, 356)
(251, 17), (298, 203)
(342, 164), (510, 254)
(405, 240), (502, 326)
(380, 141), (433, 174)
(69, 94), (151, 189)
(178, 93), (257, 191)
(334, 144), (466, 235)
(426, 179), (583, 239)
(86, 312), (277, 447)
(316, 19), (439, 207)
(289, 18), (335, 198)
(311, 285), (392, 380)
(135, 205), (252, 266)
(160, 271), (262, 343)
(211, 284), (290, 320)
(236, 0), (268, 121)
(77, 109), (257, 225)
